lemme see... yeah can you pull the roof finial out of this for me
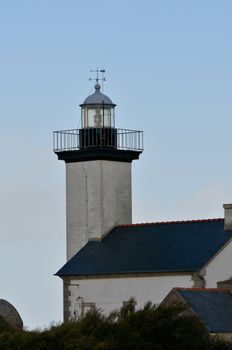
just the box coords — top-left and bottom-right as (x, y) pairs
(89, 67), (106, 91)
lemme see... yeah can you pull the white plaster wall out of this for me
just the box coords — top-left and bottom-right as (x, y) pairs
(66, 160), (132, 260)
(204, 240), (232, 287)
(67, 275), (193, 318)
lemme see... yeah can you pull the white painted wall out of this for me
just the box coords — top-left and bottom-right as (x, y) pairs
(66, 160), (132, 260)
(67, 275), (193, 318)
(64, 239), (232, 318)
(204, 240), (232, 287)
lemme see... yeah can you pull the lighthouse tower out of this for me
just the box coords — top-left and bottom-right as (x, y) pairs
(54, 73), (143, 261)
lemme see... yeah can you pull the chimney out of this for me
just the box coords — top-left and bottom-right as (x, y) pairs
(217, 279), (232, 293)
(223, 204), (232, 230)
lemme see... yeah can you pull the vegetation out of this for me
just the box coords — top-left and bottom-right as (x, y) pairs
(0, 300), (231, 350)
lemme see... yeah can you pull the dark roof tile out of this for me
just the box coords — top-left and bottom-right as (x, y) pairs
(177, 288), (232, 333)
(56, 219), (232, 277)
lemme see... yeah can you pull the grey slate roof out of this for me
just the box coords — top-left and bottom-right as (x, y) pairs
(56, 218), (232, 277)
(177, 289), (232, 333)
(80, 83), (116, 106)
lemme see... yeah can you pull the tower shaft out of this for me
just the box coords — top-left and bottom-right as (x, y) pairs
(66, 160), (132, 260)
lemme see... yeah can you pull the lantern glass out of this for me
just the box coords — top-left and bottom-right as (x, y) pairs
(81, 106), (115, 128)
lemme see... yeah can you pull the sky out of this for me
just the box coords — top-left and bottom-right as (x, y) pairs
(0, 0), (232, 329)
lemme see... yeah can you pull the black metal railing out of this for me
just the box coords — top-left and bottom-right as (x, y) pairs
(53, 128), (143, 152)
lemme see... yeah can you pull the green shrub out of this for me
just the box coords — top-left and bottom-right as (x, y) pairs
(0, 300), (231, 350)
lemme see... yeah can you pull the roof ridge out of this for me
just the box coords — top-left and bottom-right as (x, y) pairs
(175, 287), (229, 293)
(118, 218), (224, 228)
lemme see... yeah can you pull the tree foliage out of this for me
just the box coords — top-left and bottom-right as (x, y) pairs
(0, 300), (231, 350)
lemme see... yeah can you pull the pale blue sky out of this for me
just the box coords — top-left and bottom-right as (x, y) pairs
(0, 0), (232, 329)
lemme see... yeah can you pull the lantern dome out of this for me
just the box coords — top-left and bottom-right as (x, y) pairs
(80, 83), (116, 107)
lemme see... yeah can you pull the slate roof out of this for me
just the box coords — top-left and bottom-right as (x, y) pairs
(56, 218), (232, 277)
(176, 288), (232, 333)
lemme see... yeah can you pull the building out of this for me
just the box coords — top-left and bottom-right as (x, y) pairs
(54, 78), (232, 321)
(160, 287), (232, 337)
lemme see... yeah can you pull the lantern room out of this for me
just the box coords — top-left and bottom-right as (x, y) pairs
(53, 71), (143, 154)
(80, 83), (116, 129)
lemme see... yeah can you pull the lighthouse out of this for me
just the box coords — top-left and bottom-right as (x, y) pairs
(54, 73), (232, 322)
(53, 72), (143, 261)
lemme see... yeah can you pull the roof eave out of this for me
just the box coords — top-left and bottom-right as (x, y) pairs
(55, 269), (197, 279)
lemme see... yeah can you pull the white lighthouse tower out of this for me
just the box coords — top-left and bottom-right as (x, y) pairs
(54, 72), (143, 261)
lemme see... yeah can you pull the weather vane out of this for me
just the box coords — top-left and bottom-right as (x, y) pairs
(89, 67), (106, 89)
